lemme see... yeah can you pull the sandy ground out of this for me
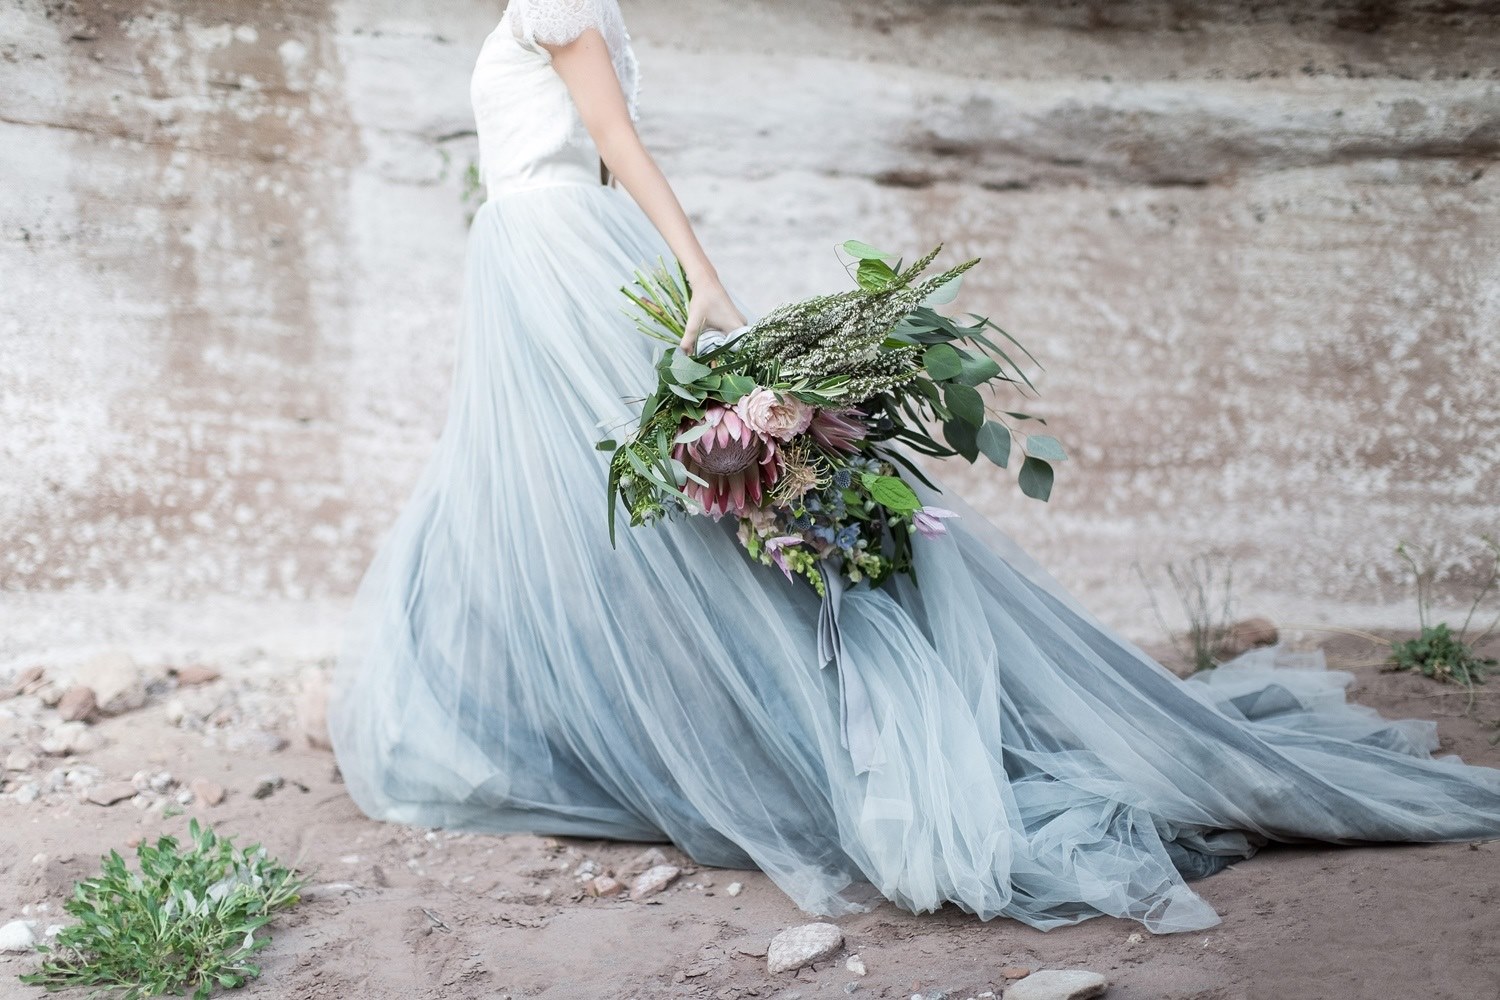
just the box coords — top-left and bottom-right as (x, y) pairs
(2, 630), (1498, 1000)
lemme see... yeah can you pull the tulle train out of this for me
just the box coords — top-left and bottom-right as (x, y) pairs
(327, 182), (1500, 934)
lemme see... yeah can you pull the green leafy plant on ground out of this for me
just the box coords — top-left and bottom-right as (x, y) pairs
(1133, 548), (1238, 674)
(19, 817), (307, 999)
(1386, 536), (1499, 719)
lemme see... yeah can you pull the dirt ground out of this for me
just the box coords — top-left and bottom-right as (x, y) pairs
(2, 629), (1498, 1000)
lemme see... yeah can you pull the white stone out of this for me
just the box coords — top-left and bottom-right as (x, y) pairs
(726, 881), (743, 896)
(69, 651), (147, 715)
(767, 922), (844, 975)
(0, 919), (37, 953)
(846, 953), (867, 976)
(39, 721), (104, 755)
(1003, 969), (1109, 1000)
(629, 864), (681, 900)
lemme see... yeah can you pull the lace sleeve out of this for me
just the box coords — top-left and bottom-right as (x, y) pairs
(512, 0), (602, 48)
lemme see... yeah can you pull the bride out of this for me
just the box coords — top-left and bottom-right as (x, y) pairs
(327, 0), (1500, 934)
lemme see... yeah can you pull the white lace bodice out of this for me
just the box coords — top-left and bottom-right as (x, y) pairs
(470, 0), (640, 198)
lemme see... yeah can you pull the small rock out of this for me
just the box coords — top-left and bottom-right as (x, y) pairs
(5, 665), (45, 697)
(726, 881), (743, 896)
(173, 665), (221, 685)
(36, 682), (64, 707)
(40, 721), (104, 756)
(844, 984), (860, 995)
(5, 750), (36, 772)
(1126, 931), (1144, 944)
(629, 864), (681, 900)
(618, 846), (671, 879)
(846, 954), (867, 976)
(587, 876), (623, 897)
(252, 773), (284, 799)
(55, 685), (97, 722)
(1220, 617), (1278, 658)
(1003, 969), (1108, 1000)
(0, 919), (38, 952)
(70, 651), (147, 715)
(86, 781), (137, 806)
(1001, 967), (1032, 980)
(767, 922), (843, 975)
(13, 782), (41, 804)
(190, 777), (225, 805)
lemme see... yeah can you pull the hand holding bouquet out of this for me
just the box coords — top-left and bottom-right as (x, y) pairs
(598, 240), (1066, 596)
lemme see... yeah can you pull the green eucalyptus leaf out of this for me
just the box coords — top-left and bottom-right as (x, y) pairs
(977, 421), (1011, 467)
(944, 382), (985, 427)
(955, 354), (1003, 386)
(1018, 455), (1054, 500)
(923, 343), (964, 381)
(921, 273), (962, 305)
(596, 439), (617, 451)
(718, 373), (756, 402)
(669, 350), (712, 384)
(942, 418), (979, 461)
(1023, 433), (1068, 462)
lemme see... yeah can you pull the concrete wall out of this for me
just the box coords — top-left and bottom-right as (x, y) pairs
(2, 0), (1498, 653)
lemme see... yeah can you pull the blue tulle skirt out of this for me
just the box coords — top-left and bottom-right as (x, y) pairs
(327, 182), (1500, 934)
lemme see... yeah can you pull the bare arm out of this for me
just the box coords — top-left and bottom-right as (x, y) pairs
(542, 27), (744, 353)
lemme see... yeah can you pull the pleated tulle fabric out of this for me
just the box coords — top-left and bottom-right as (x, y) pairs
(327, 181), (1500, 934)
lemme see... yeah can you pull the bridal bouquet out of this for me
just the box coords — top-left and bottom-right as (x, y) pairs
(597, 240), (1065, 596)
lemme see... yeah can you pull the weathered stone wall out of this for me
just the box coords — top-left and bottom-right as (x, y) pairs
(2, 0), (1498, 651)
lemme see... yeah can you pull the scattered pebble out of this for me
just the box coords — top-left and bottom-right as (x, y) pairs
(85, 780), (138, 806)
(1003, 969), (1109, 1000)
(4, 749), (36, 771)
(587, 875), (623, 897)
(173, 665), (221, 685)
(767, 921), (843, 975)
(617, 846), (671, 880)
(39, 721), (104, 756)
(0, 919), (37, 953)
(726, 881), (743, 896)
(70, 651), (148, 716)
(629, 864), (681, 900)
(846, 953), (866, 976)
(252, 773), (285, 799)
(190, 777), (226, 805)
(1126, 931), (1144, 944)
(1001, 967), (1032, 979)
(55, 685), (97, 722)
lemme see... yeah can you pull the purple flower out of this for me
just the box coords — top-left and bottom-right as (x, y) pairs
(912, 505), (959, 540)
(764, 534), (804, 581)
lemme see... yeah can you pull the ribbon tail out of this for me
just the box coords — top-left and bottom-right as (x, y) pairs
(815, 558), (885, 775)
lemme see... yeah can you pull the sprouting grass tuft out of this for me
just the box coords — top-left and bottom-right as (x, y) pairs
(18, 816), (307, 999)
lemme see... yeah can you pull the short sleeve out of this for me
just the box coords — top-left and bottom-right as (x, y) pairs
(511, 0), (601, 48)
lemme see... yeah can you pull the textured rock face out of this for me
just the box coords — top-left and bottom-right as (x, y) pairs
(2, 0), (1497, 647)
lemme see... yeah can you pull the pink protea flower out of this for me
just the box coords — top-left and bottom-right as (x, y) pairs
(808, 407), (867, 454)
(735, 388), (814, 442)
(672, 404), (782, 519)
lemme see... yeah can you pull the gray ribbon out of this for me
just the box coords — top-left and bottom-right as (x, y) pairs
(815, 557), (884, 775)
